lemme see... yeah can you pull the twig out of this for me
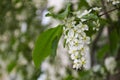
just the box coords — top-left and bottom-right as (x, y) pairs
(100, 0), (113, 80)
(99, 7), (120, 17)
(90, 26), (104, 67)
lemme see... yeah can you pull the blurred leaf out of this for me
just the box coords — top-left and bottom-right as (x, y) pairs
(32, 25), (63, 68)
(51, 37), (59, 58)
(46, 3), (71, 19)
(97, 44), (109, 61)
(64, 75), (74, 80)
(82, 13), (98, 20)
(7, 60), (16, 73)
(109, 29), (119, 55)
(78, 70), (91, 80)
(78, 0), (89, 9)
(85, 21), (96, 37)
(99, 18), (107, 26)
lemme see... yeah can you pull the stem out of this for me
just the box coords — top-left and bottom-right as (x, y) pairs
(100, 0), (114, 80)
(99, 7), (120, 17)
(101, 0), (111, 20)
(90, 26), (104, 67)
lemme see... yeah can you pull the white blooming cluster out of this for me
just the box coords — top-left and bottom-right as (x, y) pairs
(76, 9), (92, 22)
(107, 0), (120, 5)
(93, 20), (100, 31)
(63, 9), (101, 70)
(76, 8), (101, 31)
(105, 57), (117, 74)
(63, 17), (90, 70)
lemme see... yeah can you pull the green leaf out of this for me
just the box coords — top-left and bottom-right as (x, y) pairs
(99, 18), (107, 26)
(7, 60), (16, 73)
(97, 44), (109, 61)
(82, 13), (98, 20)
(109, 29), (119, 55)
(85, 21), (96, 37)
(51, 37), (59, 58)
(46, 3), (71, 19)
(78, 0), (89, 9)
(32, 25), (63, 68)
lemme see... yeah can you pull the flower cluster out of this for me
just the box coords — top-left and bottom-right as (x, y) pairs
(63, 17), (90, 70)
(63, 9), (101, 70)
(107, 0), (120, 5)
(105, 57), (117, 74)
(76, 8), (101, 31)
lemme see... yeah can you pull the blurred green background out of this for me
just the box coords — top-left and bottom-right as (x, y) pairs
(0, 0), (120, 80)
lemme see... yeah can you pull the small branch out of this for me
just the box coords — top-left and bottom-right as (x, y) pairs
(90, 26), (104, 67)
(101, 0), (111, 20)
(100, 0), (114, 80)
(99, 7), (120, 17)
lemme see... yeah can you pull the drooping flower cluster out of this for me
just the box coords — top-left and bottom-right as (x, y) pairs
(107, 0), (120, 5)
(63, 9), (101, 70)
(63, 18), (90, 70)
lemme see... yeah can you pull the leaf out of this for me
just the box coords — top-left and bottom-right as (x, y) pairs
(46, 3), (71, 20)
(99, 18), (107, 26)
(82, 13), (98, 20)
(78, 0), (89, 9)
(85, 21), (96, 37)
(32, 25), (63, 68)
(51, 37), (59, 59)
(109, 29), (119, 55)
(7, 60), (16, 73)
(97, 44), (109, 61)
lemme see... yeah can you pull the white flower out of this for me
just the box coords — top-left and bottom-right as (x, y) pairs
(112, 1), (120, 5)
(93, 20), (100, 31)
(105, 57), (117, 74)
(77, 23), (88, 31)
(92, 7), (101, 11)
(38, 73), (47, 80)
(76, 9), (92, 18)
(73, 59), (82, 69)
(82, 35), (90, 45)
(70, 52), (79, 60)
(92, 64), (101, 72)
(68, 29), (74, 37)
(80, 46), (89, 56)
(81, 57), (86, 65)
(64, 18), (90, 70)
(107, 0), (120, 5)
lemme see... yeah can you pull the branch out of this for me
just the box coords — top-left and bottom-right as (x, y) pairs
(99, 7), (120, 17)
(100, 0), (114, 80)
(90, 26), (104, 67)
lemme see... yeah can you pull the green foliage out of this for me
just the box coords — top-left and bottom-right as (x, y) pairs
(109, 29), (120, 55)
(78, 0), (89, 9)
(97, 44), (109, 62)
(46, 3), (71, 19)
(7, 60), (17, 73)
(0, 0), (120, 80)
(0, 0), (45, 79)
(82, 13), (98, 20)
(32, 25), (63, 68)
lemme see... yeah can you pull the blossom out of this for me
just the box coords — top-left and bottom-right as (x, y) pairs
(92, 7), (101, 11)
(107, 0), (120, 5)
(38, 73), (47, 80)
(112, 0), (120, 5)
(73, 59), (82, 69)
(63, 7), (101, 69)
(92, 64), (101, 72)
(104, 56), (117, 74)
(63, 18), (90, 70)
(93, 20), (100, 31)
(77, 9), (92, 18)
